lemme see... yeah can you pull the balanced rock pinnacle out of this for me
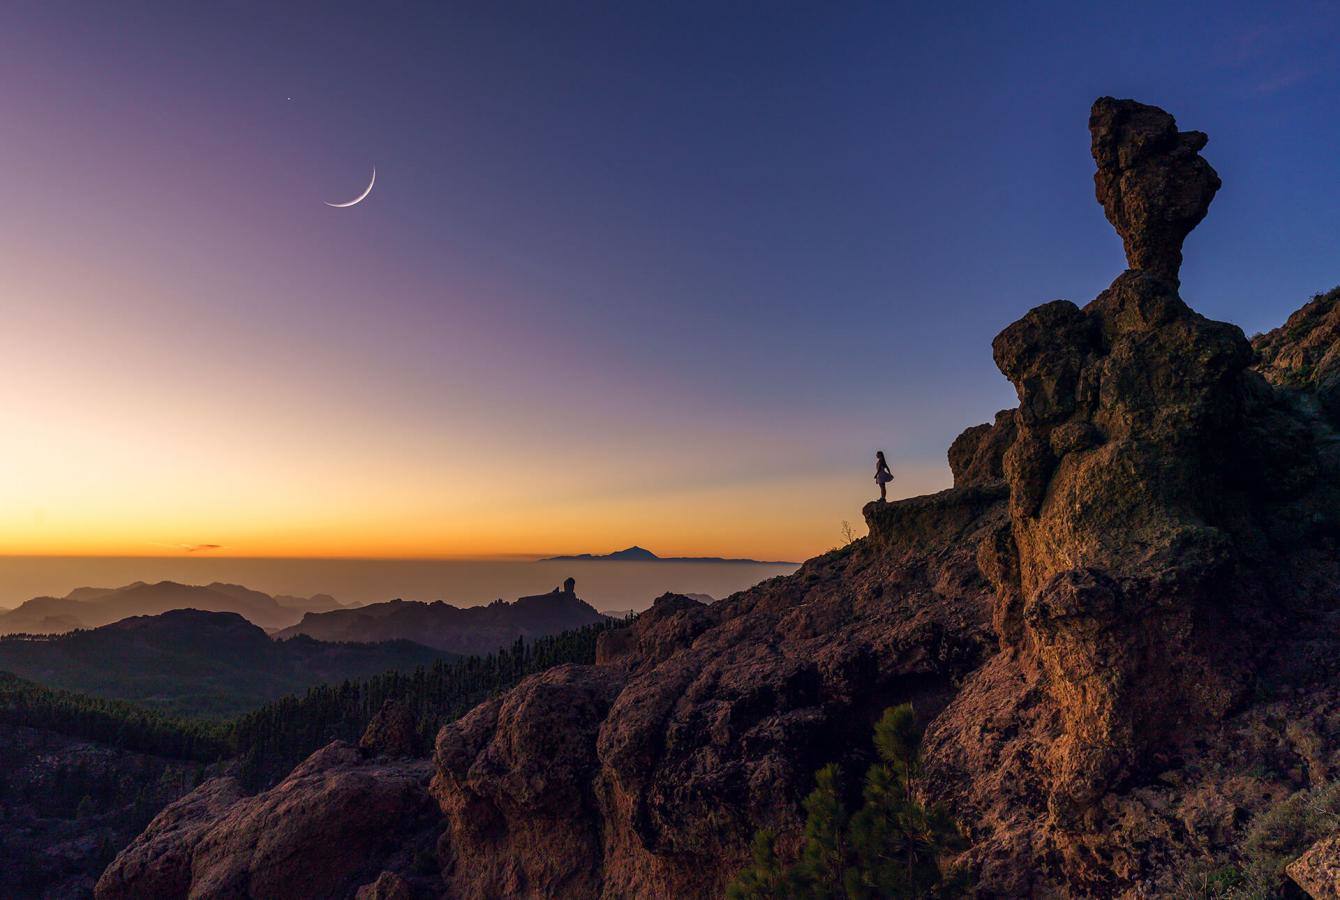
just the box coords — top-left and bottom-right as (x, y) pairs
(1090, 97), (1220, 283)
(990, 98), (1252, 821)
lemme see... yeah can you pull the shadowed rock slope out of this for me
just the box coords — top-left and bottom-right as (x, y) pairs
(97, 98), (1340, 898)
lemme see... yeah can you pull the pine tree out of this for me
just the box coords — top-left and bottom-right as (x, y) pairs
(726, 704), (968, 899)
(726, 830), (792, 900)
(794, 764), (851, 897)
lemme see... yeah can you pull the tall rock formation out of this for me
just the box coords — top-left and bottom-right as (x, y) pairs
(988, 97), (1257, 821)
(923, 99), (1340, 893)
(97, 99), (1340, 898)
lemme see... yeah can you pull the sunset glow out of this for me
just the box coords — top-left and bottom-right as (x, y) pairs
(2, 3), (1336, 564)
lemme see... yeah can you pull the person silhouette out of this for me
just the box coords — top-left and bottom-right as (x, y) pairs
(874, 450), (893, 501)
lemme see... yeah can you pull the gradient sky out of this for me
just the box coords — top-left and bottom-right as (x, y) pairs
(2, 1), (1338, 561)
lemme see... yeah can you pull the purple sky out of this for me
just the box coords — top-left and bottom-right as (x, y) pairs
(2, 1), (1337, 560)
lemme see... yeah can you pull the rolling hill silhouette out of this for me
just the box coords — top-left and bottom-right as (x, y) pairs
(0, 609), (450, 717)
(0, 581), (344, 635)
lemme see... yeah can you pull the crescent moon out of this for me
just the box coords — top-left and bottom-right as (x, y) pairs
(325, 168), (376, 208)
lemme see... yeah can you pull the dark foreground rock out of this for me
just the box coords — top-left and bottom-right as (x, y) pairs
(432, 664), (629, 898)
(93, 777), (247, 900)
(95, 744), (440, 900)
(99, 98), (1340, 898)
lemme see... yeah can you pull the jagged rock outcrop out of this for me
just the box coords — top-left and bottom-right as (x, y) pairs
(921, 98), (1340, 891)
(1254, 286), (1340, 428)
(425, 486), (1004, 898)
(99, 98), (1340, 898)
(361, 699), (421, 758)
(986, 216), (1260, 819)
(946, 408), (1016, 487)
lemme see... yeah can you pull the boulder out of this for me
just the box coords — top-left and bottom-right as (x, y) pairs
(355, 870), (415, 900)
(430, 664), (628, 899)
(947, 408), (1017, 487)
(95, 777), (246, 900)
(360, 699), (421, 758)
(1290, 831), (1340, 899)
(97, 744), (435, 899)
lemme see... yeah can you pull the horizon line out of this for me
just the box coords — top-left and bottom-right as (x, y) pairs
(0, 550), (806, 564)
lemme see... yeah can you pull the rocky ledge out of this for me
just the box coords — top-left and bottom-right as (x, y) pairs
(98, 98), (1340, 899)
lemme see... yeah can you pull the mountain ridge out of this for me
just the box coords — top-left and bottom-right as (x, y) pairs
(273, 584), (609, 655)
(0, 581), (345, 636)
(0, 608), (451, 717)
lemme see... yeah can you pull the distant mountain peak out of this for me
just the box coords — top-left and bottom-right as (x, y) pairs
(611, 546), (658, 560)
(542, 547), (798, 565)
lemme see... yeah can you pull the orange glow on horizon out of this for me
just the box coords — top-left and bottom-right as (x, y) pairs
(0, 469), (953, 562)
(1, 216), (960, 565)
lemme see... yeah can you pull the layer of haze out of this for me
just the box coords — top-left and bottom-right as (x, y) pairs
(0, 556), (798, 614)
(2, 1), (1338, 563)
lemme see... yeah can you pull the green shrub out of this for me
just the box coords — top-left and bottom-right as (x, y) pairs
(1166, 861), (1255, 900)
(1238, 780), (1339, 896)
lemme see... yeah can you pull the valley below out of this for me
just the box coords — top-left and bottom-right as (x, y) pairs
(0, 581), (622, 897)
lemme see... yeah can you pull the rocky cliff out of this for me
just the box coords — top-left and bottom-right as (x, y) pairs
(97, 99), (1340, 898)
